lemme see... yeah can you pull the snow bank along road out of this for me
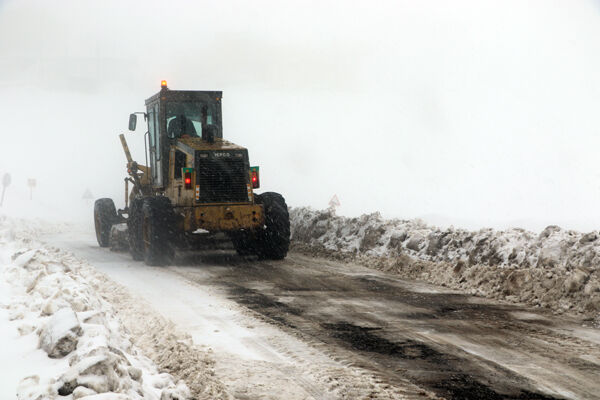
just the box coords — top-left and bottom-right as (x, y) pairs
(289, 208), (600, 319)
(0, 220), (198, 400)
(44, 228), (600, 400)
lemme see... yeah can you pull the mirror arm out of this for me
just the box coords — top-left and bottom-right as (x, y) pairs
(144, 130), (149, 172)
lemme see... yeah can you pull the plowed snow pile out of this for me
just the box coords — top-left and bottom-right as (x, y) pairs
(0, 216), (227, 399)
(290, 208), (600, 320)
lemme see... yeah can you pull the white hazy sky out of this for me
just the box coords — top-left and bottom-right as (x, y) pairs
(0, 0), (599, 231)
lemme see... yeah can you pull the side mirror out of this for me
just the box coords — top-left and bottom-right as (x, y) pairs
(128, 114), (137, 131)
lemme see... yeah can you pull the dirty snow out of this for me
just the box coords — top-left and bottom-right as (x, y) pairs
(290, 207), (600, 320)
(0, 215), (194, 399)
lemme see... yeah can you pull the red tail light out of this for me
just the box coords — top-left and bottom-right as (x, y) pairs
(250, 166), (260, 189)
(183, 168), (193, 189)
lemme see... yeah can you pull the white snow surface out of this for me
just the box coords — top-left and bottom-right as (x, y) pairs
(290, 207), (600, 318)
(0, 215), (190, 399)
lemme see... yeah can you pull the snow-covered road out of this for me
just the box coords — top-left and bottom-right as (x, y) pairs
(46, 229), (417, 399)
(45, 228), (600, 400)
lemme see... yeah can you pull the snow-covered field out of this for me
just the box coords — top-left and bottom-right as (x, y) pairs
(0, 216), (198, 399)
(290, 207), (600, 321)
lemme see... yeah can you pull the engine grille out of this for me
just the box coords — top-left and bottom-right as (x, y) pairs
(196, 156), (248, 203)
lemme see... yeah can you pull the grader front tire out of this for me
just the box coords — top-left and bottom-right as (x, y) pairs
(94, 198), (118, 247)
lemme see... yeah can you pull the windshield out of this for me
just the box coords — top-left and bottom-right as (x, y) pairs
(166, 101), (218, 139)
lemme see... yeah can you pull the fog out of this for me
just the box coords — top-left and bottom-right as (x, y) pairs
(1, 0), (599, 231)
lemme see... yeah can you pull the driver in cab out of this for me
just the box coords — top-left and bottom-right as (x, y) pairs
(168, 115), (198, 139)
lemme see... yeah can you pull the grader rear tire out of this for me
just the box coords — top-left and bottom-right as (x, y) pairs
(255, 192), (290, 260)
(141, 197), (176, 266)
(94, 198), (118, 247)
(127, 197), (145, 261)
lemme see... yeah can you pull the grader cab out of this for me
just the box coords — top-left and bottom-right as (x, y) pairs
(94, 81), (290, 265)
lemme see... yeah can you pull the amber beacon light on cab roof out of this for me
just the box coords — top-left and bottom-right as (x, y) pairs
(93, 81), (290, 265)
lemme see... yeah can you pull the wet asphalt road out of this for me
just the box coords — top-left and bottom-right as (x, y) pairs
(168, 251), (600, 400)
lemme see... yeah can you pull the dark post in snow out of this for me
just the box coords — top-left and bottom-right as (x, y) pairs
(1, 173), (11, 207)
(27, 178), (36, 201)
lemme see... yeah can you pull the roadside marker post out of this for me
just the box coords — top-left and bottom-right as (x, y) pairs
(1, 173), (11, 207)
(27, 178), (36, 200)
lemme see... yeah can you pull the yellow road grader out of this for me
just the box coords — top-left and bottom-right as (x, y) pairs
(94, 81), (290, 265)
